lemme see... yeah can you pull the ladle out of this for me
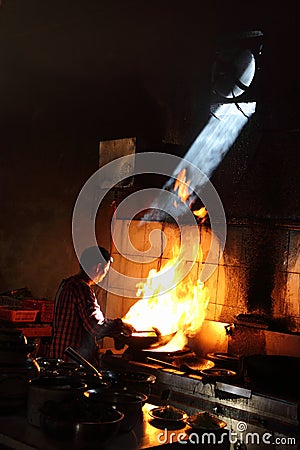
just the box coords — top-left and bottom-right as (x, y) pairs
(64, 346), (102, 379)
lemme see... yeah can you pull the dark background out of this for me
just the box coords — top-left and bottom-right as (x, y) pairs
(0, 0), (299, 301)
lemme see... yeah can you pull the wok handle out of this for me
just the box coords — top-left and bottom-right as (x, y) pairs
(64, 346), (102, 378)
(146, 357), (176, 369)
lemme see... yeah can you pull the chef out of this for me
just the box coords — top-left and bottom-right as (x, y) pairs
(49, 245), (134, 366)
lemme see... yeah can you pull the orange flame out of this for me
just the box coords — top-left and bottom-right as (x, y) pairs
(173, 168), (191, 204)
(193, 206), (207, 219)
(173, 169), (208, 222)
(123, 242), (210, 350)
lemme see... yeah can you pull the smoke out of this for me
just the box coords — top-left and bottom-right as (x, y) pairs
(143, 102), (256, 221)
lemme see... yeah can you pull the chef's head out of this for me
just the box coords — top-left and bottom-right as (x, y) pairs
(79, 245), (113, 284)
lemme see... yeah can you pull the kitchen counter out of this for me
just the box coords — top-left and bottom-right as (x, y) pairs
(0, 403), (230, 450)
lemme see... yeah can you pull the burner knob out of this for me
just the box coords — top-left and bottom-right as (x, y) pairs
(212, 405), (223, 415)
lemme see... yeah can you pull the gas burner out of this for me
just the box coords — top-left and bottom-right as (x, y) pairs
(206, 352), (241, 372)
(99, 346), (196, 372)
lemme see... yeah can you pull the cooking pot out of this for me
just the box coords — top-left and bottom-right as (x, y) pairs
(39, 397), (124, 447)
(100, 370), (156, 396)
(27, 376), (87, 427)
(63, 347), (116, 391)
(84, 389), (147, 433)
(64, 347), (103, 379)
(35, 357), (65, 377)
(73, 408), (124, 449)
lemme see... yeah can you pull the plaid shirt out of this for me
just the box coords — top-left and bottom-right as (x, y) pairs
(49, 274), (120, 366)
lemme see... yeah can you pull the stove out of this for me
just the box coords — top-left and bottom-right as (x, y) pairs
(100, 348), (300, 449)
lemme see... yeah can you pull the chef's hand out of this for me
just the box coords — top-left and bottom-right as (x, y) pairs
(113, 321), (136, 350)
(98, 318), (134, 337)
(104, 318), (124, 337)
(121, 321), (136, 336)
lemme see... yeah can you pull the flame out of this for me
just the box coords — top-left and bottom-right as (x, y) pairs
(173, 168), (191, 204)
(173, 168), (208, 223)
(193, 206), (207, 219)
(123, 242), (210, 350)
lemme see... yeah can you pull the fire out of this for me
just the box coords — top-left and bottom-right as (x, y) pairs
(121, 168), (211, 351)
(192, 206), (207, 219)
(173, 168), (191, 204)
(122, 242), (210, 350)
(173, 168), (208, 223)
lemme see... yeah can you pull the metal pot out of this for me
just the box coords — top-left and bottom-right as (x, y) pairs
(73, 408), (124, 449)
(64, 347), (103, 379)
(39, 397), (124, 446)
(27, 376), (87, 427)
(84, 389), (147, 433)
(100, 370), (156, 396)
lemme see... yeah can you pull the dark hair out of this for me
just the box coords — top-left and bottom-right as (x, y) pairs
(79, 246), (111, 271)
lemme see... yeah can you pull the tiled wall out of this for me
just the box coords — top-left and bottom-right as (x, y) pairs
(104, 219), (300, 336)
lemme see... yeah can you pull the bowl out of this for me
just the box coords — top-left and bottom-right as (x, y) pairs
(149, 405), (188, 423)
(84, 389), (147, 433)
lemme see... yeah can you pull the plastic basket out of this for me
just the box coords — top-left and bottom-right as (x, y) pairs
(0, 306), (39, 322)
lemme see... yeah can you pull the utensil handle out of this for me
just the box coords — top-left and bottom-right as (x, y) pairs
(146, 357), (176, 369)
(64, 346), (101, 378)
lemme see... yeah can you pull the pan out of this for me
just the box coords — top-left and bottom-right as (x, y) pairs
(116, 328), (177, 350)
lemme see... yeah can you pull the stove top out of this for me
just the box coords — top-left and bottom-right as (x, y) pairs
(100, 348), (300, 404)
(101, 346), (217, 375)
(99, 348), (300, 445)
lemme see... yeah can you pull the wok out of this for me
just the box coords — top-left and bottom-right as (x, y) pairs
(117, 328), (177, 349)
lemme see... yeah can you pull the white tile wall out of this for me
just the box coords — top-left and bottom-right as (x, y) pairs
(106, 220), (300, 335)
